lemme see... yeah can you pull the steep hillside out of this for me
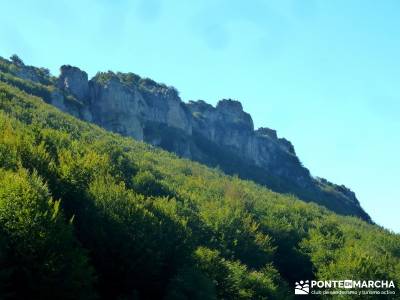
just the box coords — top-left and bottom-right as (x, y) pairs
(0, 55), (370, 221)
(0, 59), (399, 299)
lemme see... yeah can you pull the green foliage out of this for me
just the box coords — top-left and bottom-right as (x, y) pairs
(0, 168), (95, 300)
(0, 56), (53, 86)
(0, 57), (18, 75)
(9, 55), (23, 66)
(0, 71), (53, 103)
(300, 218), (400, 298)
(93, 70), (177, 96)
(0, 78), (399, 299)
(131, 169), (172, 197)
(192, 247), (284, 300)
(1, 55), (371, 221)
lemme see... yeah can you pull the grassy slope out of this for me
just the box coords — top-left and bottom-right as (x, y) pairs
(0, 80), (399, 299)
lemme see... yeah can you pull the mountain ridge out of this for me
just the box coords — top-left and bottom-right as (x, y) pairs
(0, 54), (370, 221)
(1, 55), (399, 300)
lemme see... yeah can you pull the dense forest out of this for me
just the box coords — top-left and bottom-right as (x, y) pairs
(0, 60), (399, 299)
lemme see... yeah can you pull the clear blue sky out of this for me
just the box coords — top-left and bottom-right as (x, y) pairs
(1, 0), (399, 232)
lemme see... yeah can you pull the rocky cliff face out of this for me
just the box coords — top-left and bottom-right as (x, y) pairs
(187, 99), (312, 188)
(53, 65), (311, 189)
(0, 55), (370, 221)
(55, 69), (192, 141)
(57, 65), (90, 101)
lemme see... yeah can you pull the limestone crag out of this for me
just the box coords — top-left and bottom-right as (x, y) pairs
(54, 69), (192, 140)
(187, 99), (311, 188)
(50, 65), (322, 190)
(0, 55), (369, 220)
(57, 65), (90, 102)
(89, 75), (146, 140)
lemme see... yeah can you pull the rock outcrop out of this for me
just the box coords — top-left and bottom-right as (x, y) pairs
(57, 65), (90, 102)
(55, 69), (192, 141)
(187, 99), (311, 188)
(88, 74), (146, 140)
(54, 65), (312, 189)
(0, 55), (370, 221)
